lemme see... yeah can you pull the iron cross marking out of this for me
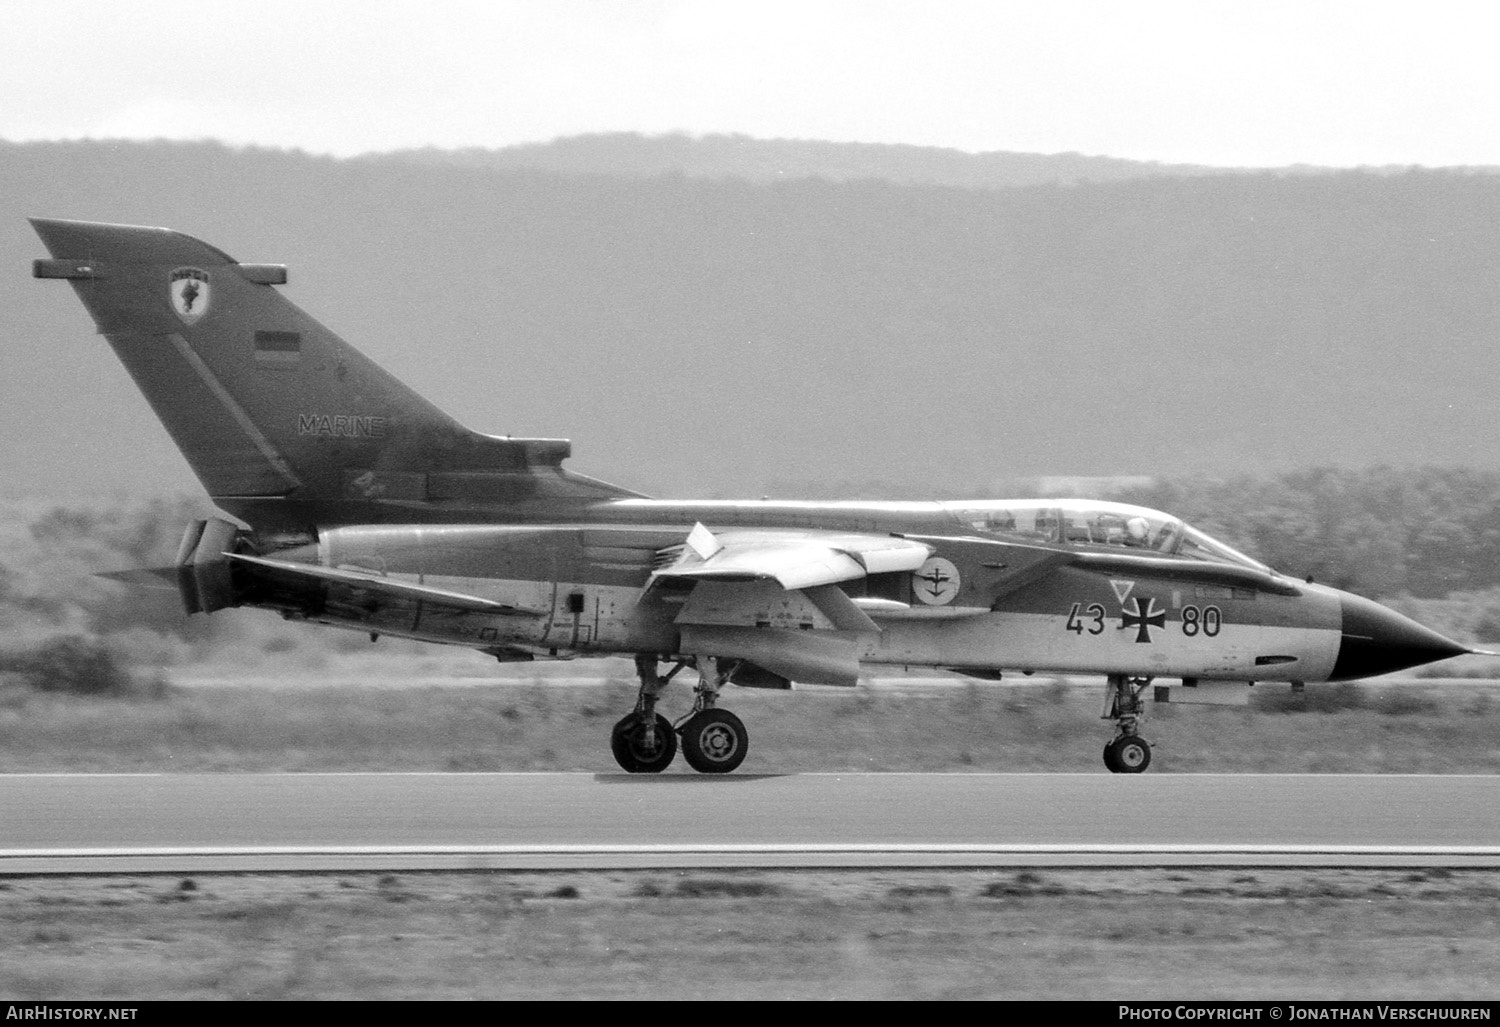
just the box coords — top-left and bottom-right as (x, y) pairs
(1120, 596), (1166, 643)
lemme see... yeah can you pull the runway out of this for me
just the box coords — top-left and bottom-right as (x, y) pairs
(2, 772), (1499, 873)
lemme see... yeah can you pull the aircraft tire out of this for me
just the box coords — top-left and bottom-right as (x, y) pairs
(679, 709), (748, 774)
(1103, 741), (1121, 773)
(1105, 735), (1151, 774)
(610, 713), (678, 773)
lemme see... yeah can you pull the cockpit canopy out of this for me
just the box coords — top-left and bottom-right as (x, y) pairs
(939, 499), (1268, 572)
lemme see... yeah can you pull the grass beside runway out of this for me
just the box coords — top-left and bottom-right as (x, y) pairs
(0, 672), (1498, 773)
(1, 867), (1496, 1000)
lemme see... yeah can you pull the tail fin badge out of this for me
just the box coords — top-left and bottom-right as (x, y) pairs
(169, 267), (211, 325)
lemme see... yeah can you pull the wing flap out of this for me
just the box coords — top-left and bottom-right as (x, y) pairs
(228, 554), (547, 616)
(658, 547), (866, 589)
(654, 525), (932, 590)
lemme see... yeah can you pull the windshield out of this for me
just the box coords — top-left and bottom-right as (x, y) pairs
(940, 499), (1268, 571)
(1174, 524), (1268, 570)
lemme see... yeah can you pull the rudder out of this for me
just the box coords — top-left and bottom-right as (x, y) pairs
(31, 218), (636, 528)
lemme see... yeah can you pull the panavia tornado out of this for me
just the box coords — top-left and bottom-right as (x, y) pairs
(31, 218), (1480, 774)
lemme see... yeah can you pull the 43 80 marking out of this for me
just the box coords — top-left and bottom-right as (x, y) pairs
(1065, 602), (1222, 637)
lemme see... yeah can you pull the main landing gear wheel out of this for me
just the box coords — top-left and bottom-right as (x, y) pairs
(610, 713), (678, 773)
(1104, 735), (1151, 774)
(679, 709), (748, 774)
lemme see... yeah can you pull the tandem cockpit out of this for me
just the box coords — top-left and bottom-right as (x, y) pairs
(940, 499), (1269, 572)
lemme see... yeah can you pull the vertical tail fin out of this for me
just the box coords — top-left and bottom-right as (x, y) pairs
(31, 218), (638, 528)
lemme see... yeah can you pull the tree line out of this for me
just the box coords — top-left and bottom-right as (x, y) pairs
(1114, 466), (1500, 598)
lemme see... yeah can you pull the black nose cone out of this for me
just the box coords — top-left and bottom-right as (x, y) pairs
(1331, 592), (1471, 680)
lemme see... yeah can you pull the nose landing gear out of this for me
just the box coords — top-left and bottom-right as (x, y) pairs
(1103, 733), (1152, 773)
(1102, 674), (1153, 774)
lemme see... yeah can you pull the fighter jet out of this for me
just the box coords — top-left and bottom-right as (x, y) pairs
(31, 218), (1479, 773)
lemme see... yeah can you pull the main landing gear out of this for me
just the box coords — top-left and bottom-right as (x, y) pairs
(610, 655), (750, 774)
(1102, 674), (1153, 774)
(609, 711), (677, 773)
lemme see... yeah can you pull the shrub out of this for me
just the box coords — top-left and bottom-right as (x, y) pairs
(0, 635), (156, 698)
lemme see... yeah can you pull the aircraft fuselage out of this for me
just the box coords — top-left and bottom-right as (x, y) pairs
(247, 498), (1358, 687)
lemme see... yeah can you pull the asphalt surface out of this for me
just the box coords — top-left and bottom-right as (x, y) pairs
(2, 772), (1499, 872)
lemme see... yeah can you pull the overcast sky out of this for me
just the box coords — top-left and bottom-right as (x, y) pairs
(3, 0), (1497, 167)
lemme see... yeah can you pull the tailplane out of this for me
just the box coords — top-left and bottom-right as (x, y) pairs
(31, 218), (638, 530)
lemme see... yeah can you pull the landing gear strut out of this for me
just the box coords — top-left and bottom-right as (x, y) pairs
(678, 657), (748, 774)
(609, 654), (750, 774)
(1101, 674), (1153, 773)
(609, 654), (684, 773)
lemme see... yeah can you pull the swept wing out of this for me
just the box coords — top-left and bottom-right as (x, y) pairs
(652, 525), (933, 588)
(648, 526), (937, 686)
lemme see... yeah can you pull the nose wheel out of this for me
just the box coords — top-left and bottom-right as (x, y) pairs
(1102, 674), (1153, 774)
(1103, 734), (1151, 773)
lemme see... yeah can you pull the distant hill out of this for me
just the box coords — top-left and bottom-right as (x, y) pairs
(370, 132), (1233, 188)
(5, 138), (1500, 501)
